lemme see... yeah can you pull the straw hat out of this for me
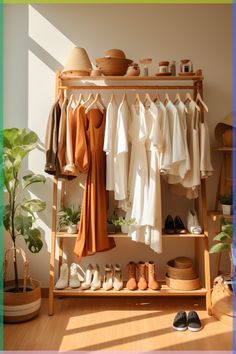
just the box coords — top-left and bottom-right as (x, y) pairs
(215, 112), (235, 147)
(62, 47), (92, 76)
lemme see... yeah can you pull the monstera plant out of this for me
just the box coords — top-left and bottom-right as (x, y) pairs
(3, 128), (46, 292)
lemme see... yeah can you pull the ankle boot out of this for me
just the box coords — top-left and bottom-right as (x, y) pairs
(137, 261), (148, 290)
(146, 261), (159, 290)
(103, 264), (113, 291)
(126, 262), (137, 291)
(113, 264), (123, 291)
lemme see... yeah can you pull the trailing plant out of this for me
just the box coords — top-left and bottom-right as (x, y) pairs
(58, 205), (81, 229)
(110, 211), (136, 227)
(3, 128), (46, 292)
(210, 217), (234, 276)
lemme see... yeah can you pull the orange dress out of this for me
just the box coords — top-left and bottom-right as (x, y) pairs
(74, 108), (115, 259)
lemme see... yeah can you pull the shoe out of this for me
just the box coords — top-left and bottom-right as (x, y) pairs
(103, 264), (113, 291)
(137, 261), (148, 290)
(146, 261), (159, 290)
(91, 264), (102, 291)
(126, 262), (137, 290)
(174, 216), (187, 234)
(172, 311), (187, 331)
(81, 264), (93, 290)
(187, 311), (202, 331)
(164, 215), (175, 234)
(55, 263), (69, 289)
(187, 209), (202, 234)
(113, 264), (123, 291)
(69, 263), (81, 288)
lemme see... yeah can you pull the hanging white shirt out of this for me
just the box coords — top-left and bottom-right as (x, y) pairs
(199, 119), (214, 178)
(114, 99), (130, 201)
(103, 99), (118, 191)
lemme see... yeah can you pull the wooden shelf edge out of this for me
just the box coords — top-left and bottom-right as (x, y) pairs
(56, 232), (206, 239)
(214, 147), (234, 152)
(207, 211), (233, 221)
(53, 285), (206, 297)
(60, 75), (204, 82)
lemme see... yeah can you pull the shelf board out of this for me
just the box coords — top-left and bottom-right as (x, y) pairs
(60, 75), (203, 82)
(56, 231), (205, 239)
(53, 282), (206, 297)
(215, 147), (234, 152)
(207, 210), (233, 221)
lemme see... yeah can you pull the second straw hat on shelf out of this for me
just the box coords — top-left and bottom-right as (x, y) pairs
(62, 47), (92, 77)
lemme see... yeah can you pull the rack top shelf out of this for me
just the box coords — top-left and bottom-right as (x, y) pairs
(56, 231), (205, 238)
(60, 75), (204, 82)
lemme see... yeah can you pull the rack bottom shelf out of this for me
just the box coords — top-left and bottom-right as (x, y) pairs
(53, 282), (206, 297)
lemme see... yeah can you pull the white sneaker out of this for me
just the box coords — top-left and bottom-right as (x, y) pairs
(91, 264), (101, 291)
(55, 263), (69, 289)
(113, 264), (123, 291)
(103, 264), (113, 291)
(69, 263), (81, 288)
(81, 264), (93, 290)
(187, 209), (202, 234)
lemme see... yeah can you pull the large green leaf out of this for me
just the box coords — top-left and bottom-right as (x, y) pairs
(3, 204), (11, 231)
(23, 228), (43, 253)
(222, 223), (233, 238)
(22, 174), (46, 189)
(15, 214), (33, 234)
(213, 232), (231, 242)
(210, 243), (231, 254)
(22, 199), (46, 213)
(3, 128), (19, 149)
(3, 165), (14, 192)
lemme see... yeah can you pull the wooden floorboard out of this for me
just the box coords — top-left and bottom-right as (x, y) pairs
(4, 297), (232, 351)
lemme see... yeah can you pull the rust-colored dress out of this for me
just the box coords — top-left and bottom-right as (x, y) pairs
(74, 107), (115, 259)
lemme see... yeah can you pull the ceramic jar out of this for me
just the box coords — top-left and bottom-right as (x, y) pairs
(126, 63), (140, 76)
(158, 61), (169, 73)
(180, 59), (193, 73)
(90, 68), (102, 77)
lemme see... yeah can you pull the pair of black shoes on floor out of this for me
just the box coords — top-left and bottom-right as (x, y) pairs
(173, 310), (202, 332)
(164, 215), (186, 234)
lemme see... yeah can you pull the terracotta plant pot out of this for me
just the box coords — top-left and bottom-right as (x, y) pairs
(4, 279), (41, 323)
(95, 57), (133, 76)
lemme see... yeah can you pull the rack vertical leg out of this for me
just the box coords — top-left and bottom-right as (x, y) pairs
(204, 236), (212, 315)
(49, 177), (58, 316)
(58, 180), (65, 273)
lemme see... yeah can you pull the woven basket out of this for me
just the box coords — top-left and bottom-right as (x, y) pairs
(166, 274), (200, 290)
(167, 260), (197, 280)
(174, 257), (193, 269)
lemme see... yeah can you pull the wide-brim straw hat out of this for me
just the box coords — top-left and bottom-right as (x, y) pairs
(215, 112), (235, 140)
(62, 47), (92, 75)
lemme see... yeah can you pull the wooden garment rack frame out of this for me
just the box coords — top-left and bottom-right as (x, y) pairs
(48, 71), (211, 316)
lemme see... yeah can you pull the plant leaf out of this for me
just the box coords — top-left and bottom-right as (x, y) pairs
(3, 204), (11, 231)
(210, 243), (231, 253)
(3, 128), (19, 149)
(23, 228), (43, 253)
(22, 174), (46, 189)
(22, 199), (46, 213)
(213, 232), (231, 241)
(14, 214), (33, 234)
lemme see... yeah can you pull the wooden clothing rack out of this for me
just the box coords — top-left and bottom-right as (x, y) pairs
(48, 71), (211, 316)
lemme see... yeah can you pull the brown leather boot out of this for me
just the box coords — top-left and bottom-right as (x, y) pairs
(126, 262), (137, 290)
(137, 261), (148, 290)
(146, 261), (159, 290)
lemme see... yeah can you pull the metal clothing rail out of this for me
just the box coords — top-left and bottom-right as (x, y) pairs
(58, 85), (196, 90)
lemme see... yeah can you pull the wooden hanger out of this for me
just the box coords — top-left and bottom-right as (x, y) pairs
(154, 93), (161, 104)
(121, 92), (127, 104)
(97, 93), (106, 109)
(85, 93), (104, 114)
(110, 92), (116, 104)
(134, 93), (141, 106)
(83, 93), (95, 107)
(174, 93), (188, 113)
(68, 93), (77, 107)
(144, 93), (152, 107)
(196, 92), (209, 112)
(164, 93), (170, 105)
(184, 92), (200, 112)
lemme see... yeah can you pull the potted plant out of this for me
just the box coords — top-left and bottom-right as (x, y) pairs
(210, 218), (234, 326)
(58, 205), (81, 234)
(219, 194), (232, 215)
(3, 128), (46, 323)
(111, 214), (136, 234)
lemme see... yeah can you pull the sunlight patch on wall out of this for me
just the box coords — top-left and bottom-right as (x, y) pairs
(29, 5), (75, 66)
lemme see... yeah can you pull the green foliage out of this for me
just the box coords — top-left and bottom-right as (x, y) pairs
(210, 218), (233, 254)
(3, 128), (46, 255)
(110, 214), (136, 227)
(219, 194), (232, 205)
(58, 205), (81, 229)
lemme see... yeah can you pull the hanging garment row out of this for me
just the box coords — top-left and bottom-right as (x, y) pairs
(44, 91), (213, 257)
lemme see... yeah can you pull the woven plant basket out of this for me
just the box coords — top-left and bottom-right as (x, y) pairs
(167, 260), (197, 280)
(3, 247), (41, 323)
(165, 274), (200, 291)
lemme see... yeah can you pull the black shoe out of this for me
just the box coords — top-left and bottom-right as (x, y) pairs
(164, 215), (175, 234)
(174, 216), (187, 234)
(187, 311), (202, 331)
(172, 311), (187, 331)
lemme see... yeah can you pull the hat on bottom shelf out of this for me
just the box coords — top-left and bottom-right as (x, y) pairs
(166, 257), (200, 290)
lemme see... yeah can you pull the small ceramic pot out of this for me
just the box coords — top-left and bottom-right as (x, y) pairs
(90, 69), (102, 77)
(222, 204), (232, 216)
(126, 64), (140, 76)
(159, 61), (169, 73)
(67, 224), (78, 234)
(121, 224), (129, 234)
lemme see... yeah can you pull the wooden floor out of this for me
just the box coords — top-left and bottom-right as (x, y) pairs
(4, 297), (232, 351)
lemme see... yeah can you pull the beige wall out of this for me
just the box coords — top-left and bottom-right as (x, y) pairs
(4, 4), (232, 287)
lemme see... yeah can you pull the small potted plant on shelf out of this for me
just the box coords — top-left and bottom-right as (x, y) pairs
(111, 214), (136, 234)
(3, 128), (46, 323)
(219, 194), (232, 215)
(58, 205), (81, 234)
